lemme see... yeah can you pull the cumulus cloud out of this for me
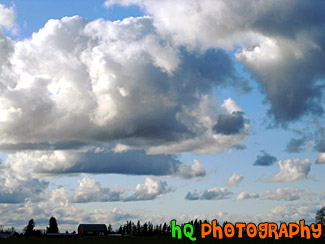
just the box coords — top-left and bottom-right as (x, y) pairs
(0, 14), (249, 162)
(0, 157), (48, 204)
(0, 4), (15, 28)
(253, 151), (277, 166)
(3, 0), (325, 230)
(185, 187), (233, 200)
(0, 177), (48, 204)
(125, 177), (175, 201)
(213, 98), (248, 136)
(4, 149), (206, 179)
(71, 177), (174, 203)
(0, 176), (174, 229)
(106, 0), (325, 125)
(213, 112), (246, 135)
(259, 201), (320, 224)
(268, 159), (311, 183)
(72, 177), (124, 203)
(0, 197), (138, 231)
(0, 2), (254, 191)
(176, 159), (206, 179)
(261, 187), (314, 201)
(225, 173), (244, 186)
(236, 192), (259, 200)
(316, 153), (325, 164)
(146, 98), (249, 155)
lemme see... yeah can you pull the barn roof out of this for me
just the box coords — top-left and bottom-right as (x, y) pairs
(78, 224), (107, 232)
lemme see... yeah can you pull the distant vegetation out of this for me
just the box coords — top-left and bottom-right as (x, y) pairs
(0, 207), (324, 242)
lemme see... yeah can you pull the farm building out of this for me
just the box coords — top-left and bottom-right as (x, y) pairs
(78, 224), (107, 236)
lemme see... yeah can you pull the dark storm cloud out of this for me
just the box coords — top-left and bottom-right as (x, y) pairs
(253, 151), (277, 166)
(213, 112), (245, 135)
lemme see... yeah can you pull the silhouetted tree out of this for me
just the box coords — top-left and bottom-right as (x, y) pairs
(143, 222), (148, 236)
(148, 221), (153, 235)
(162, 222), (167, 235)
(107, 224), (112, 234)
(47, 216), (59, 233)
(24, 219), (35, 236)
(137, 221), (141, 236)
(316, 207), (325, 231)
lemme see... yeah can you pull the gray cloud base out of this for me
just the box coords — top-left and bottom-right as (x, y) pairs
(254, 151), (277, 166)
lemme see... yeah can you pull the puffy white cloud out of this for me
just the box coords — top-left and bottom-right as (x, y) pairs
(72, 177), (124, 203)
(0, 185), (320, 231)
(236, 192), (259, 200)
(268, 159), (311, 183)
(316, 153), (325, 164)
(0, 156), (48, 204)
(71, 176), (174, 203)
(104, 0), (260, 50)
(0, 176), (173, 229)
(176, 159), (206, 179)
(0, 199), (138, 231)
(225, 173), (244, 186)
(185, 187), (233, 200)
(258, 201), (321, 224)
(0, 15), (248, 156)
(221, 98), (242, 114)
(125, 177), (175, 201)
(261, 187), (314, 201)
(0, 4), (15, 28)
(147, 97), (249, 155)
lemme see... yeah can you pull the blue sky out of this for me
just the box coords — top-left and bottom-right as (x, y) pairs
(0, 0), (324, 232)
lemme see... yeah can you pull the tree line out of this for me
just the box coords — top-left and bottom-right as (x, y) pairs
(0, 207), (324, 238)
(0, 216), (61, 237)
(115, 219), (220, 236)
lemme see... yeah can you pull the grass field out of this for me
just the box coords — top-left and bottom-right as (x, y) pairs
(0, 236), (324, 244)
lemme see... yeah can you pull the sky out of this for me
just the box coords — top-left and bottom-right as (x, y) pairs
(0, 0), (324, 232)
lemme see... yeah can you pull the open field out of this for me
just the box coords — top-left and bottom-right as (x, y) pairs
(0, 236), (324, 244)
